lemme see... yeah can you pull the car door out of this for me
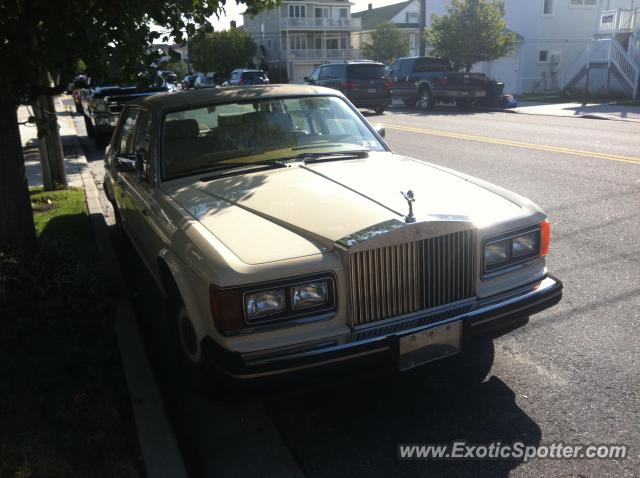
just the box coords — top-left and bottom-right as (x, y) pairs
(110, 108), (140, 235)
(390, 59), (413, 99)
(318, 65), (342, 91)
(120, 110), (169, 277)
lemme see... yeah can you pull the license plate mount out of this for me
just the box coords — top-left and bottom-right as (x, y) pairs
(397, 321), (461, 371)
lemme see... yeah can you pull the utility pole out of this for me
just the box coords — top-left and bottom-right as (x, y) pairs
(419, 0), (427, 57)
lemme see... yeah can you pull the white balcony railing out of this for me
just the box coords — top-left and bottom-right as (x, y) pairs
(281, 17), (361, 29)
(597, 9), (638, 34)
(287, 48), (361, 59)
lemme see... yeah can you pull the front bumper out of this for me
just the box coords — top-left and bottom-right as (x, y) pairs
(203, 274), (562, 380)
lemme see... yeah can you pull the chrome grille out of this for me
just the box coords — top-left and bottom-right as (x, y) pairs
(348, 229), (477, 326)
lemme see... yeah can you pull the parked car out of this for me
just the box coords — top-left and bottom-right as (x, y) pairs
(194, 73), (217, 89)
(80, 83), (169, 149)
(389, 57), (488, 111)
(182, 75), (196, 90)
(223, 68), (270, 86)
(103, 84), (562, 386)
(305, 61), (391, 114)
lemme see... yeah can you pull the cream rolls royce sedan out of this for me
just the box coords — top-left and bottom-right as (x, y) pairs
(103, 85), (563, 384)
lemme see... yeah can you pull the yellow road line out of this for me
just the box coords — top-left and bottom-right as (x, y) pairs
(381, 123), (640, 165)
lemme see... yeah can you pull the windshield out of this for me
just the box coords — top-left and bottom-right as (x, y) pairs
(161, 96), (386, 180)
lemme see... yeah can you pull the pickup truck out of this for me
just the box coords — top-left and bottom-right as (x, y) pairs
(389, 57), (488, 111)
(80, 84), (169, 149)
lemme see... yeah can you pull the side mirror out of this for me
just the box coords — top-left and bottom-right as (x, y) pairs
(115, 154), (137, 172)
(372, 123), (386, 138)
(304, 76), (309, 82)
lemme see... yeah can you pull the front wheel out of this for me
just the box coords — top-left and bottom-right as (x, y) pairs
(374, 106), (385, 115)
(417, 87), (435, 111)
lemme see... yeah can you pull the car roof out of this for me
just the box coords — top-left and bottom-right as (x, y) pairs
(128, 85), (344, 112)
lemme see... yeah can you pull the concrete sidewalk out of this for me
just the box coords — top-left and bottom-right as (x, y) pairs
(509, 101), (640, 122)
(19, 99), (87, 188)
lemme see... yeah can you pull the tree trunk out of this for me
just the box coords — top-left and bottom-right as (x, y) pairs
(0, 100), (36, 250)
(32, 95), (66, 191)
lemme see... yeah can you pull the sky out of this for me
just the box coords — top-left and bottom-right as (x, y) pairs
(211, 0), (408, 30)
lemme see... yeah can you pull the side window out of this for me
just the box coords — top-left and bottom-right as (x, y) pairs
(320, 65), (339, 80)
(117, 109), (140, 155)
(132, 111), (153, 181)
(318, 66), (331, 80)
(308, 67), (321, 81)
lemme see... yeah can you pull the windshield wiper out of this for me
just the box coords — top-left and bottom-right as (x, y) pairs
(294, 150), (369, 165)
(199, 160), (288, 182)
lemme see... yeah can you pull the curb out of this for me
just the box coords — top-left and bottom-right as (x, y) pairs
(69, 123), (188, 478)
(475, 105), (640, 123)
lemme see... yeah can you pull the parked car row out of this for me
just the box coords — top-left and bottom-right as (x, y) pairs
(303, 56), (489, 114)
(181, 69), (270, 90)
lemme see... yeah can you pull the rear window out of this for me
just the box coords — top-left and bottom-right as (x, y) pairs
(348, 64), (386, 80)
(242, 71), (266, 80)
(415, 60), (451, 73)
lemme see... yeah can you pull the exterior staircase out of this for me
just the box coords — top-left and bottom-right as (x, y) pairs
(562, 8), (640, 98)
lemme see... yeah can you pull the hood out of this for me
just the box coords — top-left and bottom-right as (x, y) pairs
(165, 153), (525, 264)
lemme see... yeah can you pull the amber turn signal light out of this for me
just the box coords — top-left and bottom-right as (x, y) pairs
(540, 219), (550, 257)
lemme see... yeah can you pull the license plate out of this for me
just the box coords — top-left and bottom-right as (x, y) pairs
(398, 321), (461, 371)
(367, 88), (377, 93)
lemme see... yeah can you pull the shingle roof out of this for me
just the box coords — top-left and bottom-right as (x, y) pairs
(352, 1), (415, 31)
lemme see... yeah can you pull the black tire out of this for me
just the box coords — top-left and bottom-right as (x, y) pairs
(167, 296), (214, 394)
(112, 202), (127, 242)
(83, 114), (95, 138)
(374, 106), (385, 115)
(456, 98), (472, 111)
(417, 87), (435, 111)
(403, 98), (416, 108)
(74, 102), (82, 114)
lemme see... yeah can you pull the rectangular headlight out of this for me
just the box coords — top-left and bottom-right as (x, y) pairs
(291, 281), (328, 310)
(245, 289), (285, 320)
(512, 231), (539, 258)
(484, 240), (509, 268)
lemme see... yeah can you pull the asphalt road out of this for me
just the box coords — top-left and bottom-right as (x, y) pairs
(72, 100), (640, 477)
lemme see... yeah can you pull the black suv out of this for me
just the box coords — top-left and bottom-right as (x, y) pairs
(305, 61), (391, 114)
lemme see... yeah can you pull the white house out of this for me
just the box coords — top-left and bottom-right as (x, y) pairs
(350, 0), (639, 97)
(351, 0), (450, 57)
(242, 1), (362, 84)
(469, 0), (637, 97)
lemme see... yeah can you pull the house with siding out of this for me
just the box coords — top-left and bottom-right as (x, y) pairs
(352, 0), (639, 97)
(242, 1), (362, 84)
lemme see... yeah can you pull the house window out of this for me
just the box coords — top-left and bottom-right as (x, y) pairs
(539, 50), (549, 62)
(315, 7), (329, 18)
(340, 8), (348, 19)
(326, 38), (339, 50)
(289, 35), (307, 50)
(289, 5), (306, 18)
(570, 0), (596, 6)
(340, 35), (347, 49)
(406, 11), (418, 23)
(267, 39), (271, 48)
(543, 0), (553, 15)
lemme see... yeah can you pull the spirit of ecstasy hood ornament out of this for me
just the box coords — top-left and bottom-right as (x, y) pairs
(400, 190), (416, 223)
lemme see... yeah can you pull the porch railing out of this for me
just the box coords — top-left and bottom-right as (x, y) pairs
(597, 9), (638, 34)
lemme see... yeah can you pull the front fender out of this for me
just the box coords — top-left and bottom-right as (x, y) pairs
(158, 248), (211, 348)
